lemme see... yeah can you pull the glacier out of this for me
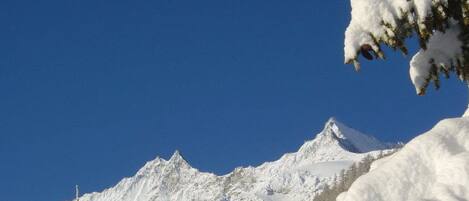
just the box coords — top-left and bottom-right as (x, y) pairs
(77, 118), (393, 201)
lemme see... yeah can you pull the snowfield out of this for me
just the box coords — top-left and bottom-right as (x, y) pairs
(77, 118), (393, 201)
(338, 117), (469, 201)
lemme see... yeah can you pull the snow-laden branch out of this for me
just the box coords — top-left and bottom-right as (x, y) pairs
(343, 0), (469, 95)
(345, 0), (448, 66)
(410, 23), (463, 95)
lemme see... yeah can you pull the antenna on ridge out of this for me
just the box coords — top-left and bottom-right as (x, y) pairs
(75, 185), (79, 201)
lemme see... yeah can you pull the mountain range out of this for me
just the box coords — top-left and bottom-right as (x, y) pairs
(78, 118), (393, 201)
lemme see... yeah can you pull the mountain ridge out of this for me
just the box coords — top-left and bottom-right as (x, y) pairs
(77, 117), (394, 201)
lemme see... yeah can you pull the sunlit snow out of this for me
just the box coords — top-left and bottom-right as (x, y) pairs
(338, 117), (469, 201)
(77, 118), (393, 201)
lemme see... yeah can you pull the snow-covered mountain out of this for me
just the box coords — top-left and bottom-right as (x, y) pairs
(78, 118), (393, 201)
(338, 116), (469, 201)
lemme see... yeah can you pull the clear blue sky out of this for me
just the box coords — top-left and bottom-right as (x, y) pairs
(0, 1), (466, 201)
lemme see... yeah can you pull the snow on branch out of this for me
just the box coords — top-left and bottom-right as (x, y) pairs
(410, 23), (463, 95)
(345, 0), (444, 66)
(344, 0), (469, 95)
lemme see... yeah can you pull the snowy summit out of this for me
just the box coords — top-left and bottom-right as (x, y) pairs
(77, 118), (393, 201)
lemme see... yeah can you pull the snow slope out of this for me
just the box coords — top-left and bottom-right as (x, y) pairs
(77, 118), (393, 201)
(338, 117), (469, 201)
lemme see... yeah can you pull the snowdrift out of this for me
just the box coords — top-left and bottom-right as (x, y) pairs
(338, 117), (469, 201)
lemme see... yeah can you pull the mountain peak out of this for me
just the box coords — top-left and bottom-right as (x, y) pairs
(323, 117), (348, 138)
(326, 116), (338, 124)
(317, 117), (389, 153)
(169, 150), (183, 161)
(168, 150), (190, 168)
(135, 151), (190, 176)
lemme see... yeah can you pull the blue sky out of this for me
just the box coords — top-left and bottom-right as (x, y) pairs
(0, 1), (466, 201)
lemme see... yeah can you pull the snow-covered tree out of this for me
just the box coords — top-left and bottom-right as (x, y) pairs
(345, 0), (469, 95)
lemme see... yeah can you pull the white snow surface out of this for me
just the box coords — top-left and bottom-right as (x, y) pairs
(77, 118), (393, 201)
(338, 117), (469, 201)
